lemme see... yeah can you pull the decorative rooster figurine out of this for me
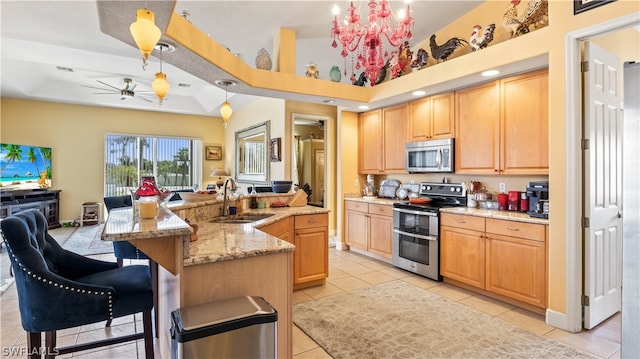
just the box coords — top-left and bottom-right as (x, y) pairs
(429, 34), (468, 63)
(390, 41), (413, 79)
(519, 0), (549, 33)
(502, 0), (524, 38)
(470, 24), (496, 52)
(411, 48), (429, 69)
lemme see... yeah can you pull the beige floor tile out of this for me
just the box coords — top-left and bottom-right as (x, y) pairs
(458, 294), (514, 316)
(328, 276), (372, 291)
(357, 270), (397, 285)
(359, 260), (393, 271)
(292, 290), (314, 304)
(293, 346), (333, 359)
(332, 262), (375, 276)
(292, 325), (319, 355)
(76, 323), (137, 343)
(72, 342), (139, 358)
(545, 328), (621, 359)
(426, 283), (474, 300)
(497, 307), (554, 336)
(327, 267), (350, 280)
(302, 283), (343, 299)
(401, 275), (442, 289)
(376, 266), (413, 279)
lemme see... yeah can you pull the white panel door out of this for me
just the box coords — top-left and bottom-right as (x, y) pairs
(583, 42), (623, 329)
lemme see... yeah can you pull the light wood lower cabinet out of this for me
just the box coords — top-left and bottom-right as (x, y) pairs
(344, 200), (393, 260)
(294, 214), (329, 289)
(440, 213), (547, 308)
(259, 213), (328, 290)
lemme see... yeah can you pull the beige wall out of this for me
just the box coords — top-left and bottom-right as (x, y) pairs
(1, 98), (225, 221)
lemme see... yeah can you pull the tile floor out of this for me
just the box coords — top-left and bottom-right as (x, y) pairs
(1, 228), (621, 358)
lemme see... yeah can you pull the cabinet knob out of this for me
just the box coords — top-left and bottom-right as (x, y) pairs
(506, 227), (520, 231)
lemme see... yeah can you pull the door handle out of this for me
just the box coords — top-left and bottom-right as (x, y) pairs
(617, 212), (623, 219)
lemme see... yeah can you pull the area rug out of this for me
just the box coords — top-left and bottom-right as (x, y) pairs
(60, 224), (113, 256)
(293, 281), (595, 359)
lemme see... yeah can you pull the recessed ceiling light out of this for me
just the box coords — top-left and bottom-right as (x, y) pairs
(323, 99), (336, 104)
(56, 66), (74, 72)
(358, 105), (370, 110)
(178, 83), (191, 87)
(481, 69), (500, 77)
(412, 90), (426, 96)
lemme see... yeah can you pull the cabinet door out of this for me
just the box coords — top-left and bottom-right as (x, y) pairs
(440, 225), (485, 289)
(359, 110), (383, 173)
(455, 81), (500, 174)
(345, 210), (368, 250)
(294, 226), (328, 285)
(382, 104), (408, 173)
(431, 92), (454, 139)
(485, 234), (547, 307)
(500, 69), (549, 174)
(408, 96), (431, 141)
(368, 213), (392, 258)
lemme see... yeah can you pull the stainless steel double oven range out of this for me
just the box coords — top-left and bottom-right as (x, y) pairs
(392, 182), (466, 281)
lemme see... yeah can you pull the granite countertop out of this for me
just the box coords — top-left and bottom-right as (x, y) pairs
(440, 207), (549, 225)
(344, 196), (400, 205)
(102, 204), (328, 267)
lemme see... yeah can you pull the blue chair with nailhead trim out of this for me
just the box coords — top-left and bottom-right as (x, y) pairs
(0, 209), (154, 359)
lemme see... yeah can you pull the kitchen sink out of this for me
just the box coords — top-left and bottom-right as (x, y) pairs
(209, 213), (274, 224)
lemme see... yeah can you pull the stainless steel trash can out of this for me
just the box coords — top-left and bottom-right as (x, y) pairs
(170, 296), (277, 359)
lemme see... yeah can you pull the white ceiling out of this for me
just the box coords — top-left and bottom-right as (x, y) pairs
(0, 1), (484, 117)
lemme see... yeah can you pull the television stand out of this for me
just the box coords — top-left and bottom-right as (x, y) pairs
(1, 189), (61, 229)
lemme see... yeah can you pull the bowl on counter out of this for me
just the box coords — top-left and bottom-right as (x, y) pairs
(271, 181), (292, 193)
(179, 191), (218, 202)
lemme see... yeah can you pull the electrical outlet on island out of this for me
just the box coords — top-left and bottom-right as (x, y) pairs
(499, 182), (506, 193)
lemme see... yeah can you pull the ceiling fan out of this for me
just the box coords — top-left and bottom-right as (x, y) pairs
(81, 78), (156, 102)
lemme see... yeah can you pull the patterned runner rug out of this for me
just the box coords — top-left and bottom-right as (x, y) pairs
(293, 281), (594, 358)
(59, 224), (113, 256)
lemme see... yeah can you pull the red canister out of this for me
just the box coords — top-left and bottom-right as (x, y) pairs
(498, 193), (508, 210)
(519, 192), (529, 212)
(508, 191), (520, 211)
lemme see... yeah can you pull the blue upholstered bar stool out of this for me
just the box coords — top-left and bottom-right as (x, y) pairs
(0, 209), (154, 358)
(103, 195), (159, 337)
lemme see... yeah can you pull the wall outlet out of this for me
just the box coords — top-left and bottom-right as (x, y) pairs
(499, 182), (506, 193)
(354, 178), (359, 187)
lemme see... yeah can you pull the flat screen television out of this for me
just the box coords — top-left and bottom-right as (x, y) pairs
(0, 143), (52, 191)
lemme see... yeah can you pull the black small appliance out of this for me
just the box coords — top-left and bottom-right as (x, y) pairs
(526, 181), (549, 218)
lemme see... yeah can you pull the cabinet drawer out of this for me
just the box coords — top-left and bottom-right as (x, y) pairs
(295, 213), (328, 229)
(486, 218), (545, 242)
(440, 213), (485, 232)
(368, 203), (393, 216)
(345, 200), (368, 213)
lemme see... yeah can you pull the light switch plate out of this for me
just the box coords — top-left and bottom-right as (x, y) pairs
(499, 182), (506, 193)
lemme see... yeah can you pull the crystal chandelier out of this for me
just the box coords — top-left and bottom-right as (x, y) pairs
(331, 0), (414, 86)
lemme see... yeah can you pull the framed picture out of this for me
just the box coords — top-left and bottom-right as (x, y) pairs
(270, 138), (281, 162)
(205, 145), (222, 160)
(574, 0), (616, 15)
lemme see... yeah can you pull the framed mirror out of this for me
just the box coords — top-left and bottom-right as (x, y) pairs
(235, 121), (270, 184)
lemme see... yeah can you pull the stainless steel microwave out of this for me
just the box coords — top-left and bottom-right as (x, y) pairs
(405, 138), (454, 173)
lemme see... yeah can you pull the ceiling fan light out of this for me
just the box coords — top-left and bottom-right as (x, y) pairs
(152, 72), (170, 104)
(130, 9), (162, 62)
(220, 101), (233, 127)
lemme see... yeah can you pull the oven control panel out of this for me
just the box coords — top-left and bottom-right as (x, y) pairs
(419, 182), (465, 198)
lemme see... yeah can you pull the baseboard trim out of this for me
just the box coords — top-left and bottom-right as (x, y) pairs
(546, 308), (578, 332)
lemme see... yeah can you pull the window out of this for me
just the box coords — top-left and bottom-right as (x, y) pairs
(104, 134), (202, 196)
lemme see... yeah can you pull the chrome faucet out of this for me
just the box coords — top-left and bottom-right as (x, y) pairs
(222, 177), (238, 216)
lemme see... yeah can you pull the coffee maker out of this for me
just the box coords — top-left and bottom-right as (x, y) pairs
(526, 181), (549, 218)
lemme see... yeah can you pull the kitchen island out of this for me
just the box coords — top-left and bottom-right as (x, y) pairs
(102, 199), (326, 358)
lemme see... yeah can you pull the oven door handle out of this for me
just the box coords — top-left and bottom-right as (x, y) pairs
(393, 229), (437, 241)
(392, 207), (437, 217)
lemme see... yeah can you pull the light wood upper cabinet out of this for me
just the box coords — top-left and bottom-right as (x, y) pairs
(500, 69), (549, 174)
(382, 104), (408, 173)
(408, 92), (454, 142)
(358, 109), (383, 173)
(358, 105), (408, 174)
(455, 69), (549, 175)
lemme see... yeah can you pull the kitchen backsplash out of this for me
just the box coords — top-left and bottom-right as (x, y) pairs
(363, 174), (548, 196)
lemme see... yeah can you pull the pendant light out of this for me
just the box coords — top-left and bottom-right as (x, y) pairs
(152, 43), (170, 104)
(130, 7), (162, 69)
(215, 80), (236, 128)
